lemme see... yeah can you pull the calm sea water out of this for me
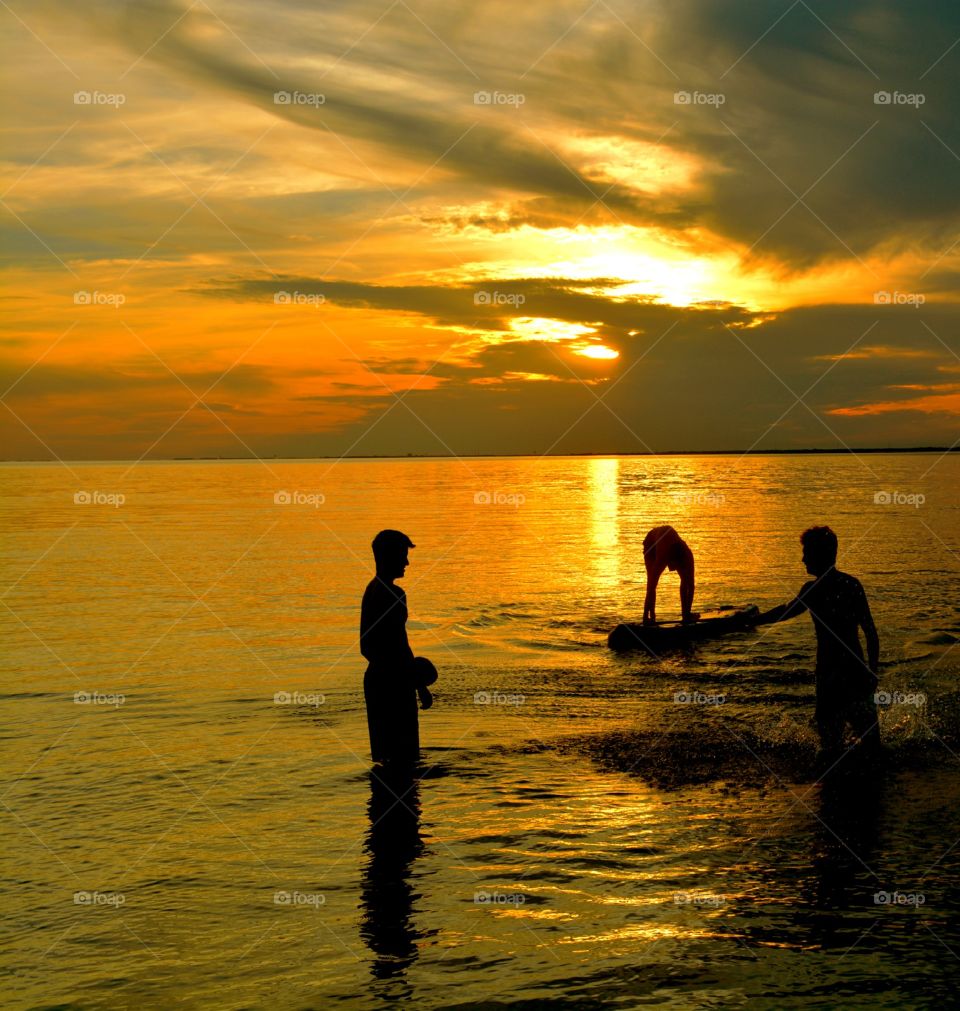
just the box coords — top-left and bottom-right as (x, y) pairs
(2, 454), (959, 1009)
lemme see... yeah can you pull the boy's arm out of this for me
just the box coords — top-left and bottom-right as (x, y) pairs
(858, 583), (880, 673)
(755, 584), (810, 626)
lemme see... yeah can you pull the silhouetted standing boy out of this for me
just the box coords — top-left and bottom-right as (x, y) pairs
(361, 530), (434, 767)
(758, 526), (880, 762)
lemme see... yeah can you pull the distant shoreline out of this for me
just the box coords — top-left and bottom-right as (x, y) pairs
(2, 447), (957, 463)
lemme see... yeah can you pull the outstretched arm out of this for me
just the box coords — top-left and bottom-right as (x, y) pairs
(755, 591), (808, 626)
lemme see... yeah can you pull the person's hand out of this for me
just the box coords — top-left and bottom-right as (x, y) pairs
(418, 687), (433, 710)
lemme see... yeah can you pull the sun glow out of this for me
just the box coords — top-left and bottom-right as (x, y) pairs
(575, 345), (619, 359)
(507, 317), (597, 342)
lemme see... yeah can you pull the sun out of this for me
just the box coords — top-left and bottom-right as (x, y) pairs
(575, 345), (620, 360)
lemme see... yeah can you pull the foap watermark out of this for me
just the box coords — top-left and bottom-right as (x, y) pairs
(674, 690), (725, 706)
(74, 690), (125, 708)
(74, 890), (125, 907)
(74, 290), (125, 308)
(474, 690), (524, 706)
(473, 490), (525, 507)
(874, 490), (924, 508)
(474, 889), (526, 905)
(74, 90), (126, 107)
(672, 491), (725, 507)
(474, 290), (525, 306)
(274, 290), (325, 307)
(674, 891), (726, 908)
(874, 890), (925, 907)
(274, 90), (325, 106)
(274, 690), (325, 707)
(873, 290), (925, 307)
(473, 90), (525, 107)
(274, 490), (325, 507)
(874, 690), (926, 707)
(74, 490), (125, 507)
(674, 90), (725, 106)
(874, 90), (925, 107)
(274, 890), (325, 907)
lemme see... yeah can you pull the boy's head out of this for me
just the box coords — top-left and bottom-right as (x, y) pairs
(372, 529), (414, 579)
(800, 525), (837, 576)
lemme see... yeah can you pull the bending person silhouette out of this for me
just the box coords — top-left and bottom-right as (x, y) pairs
(361, 530), (437, 767)
(756, 526), (880, 762)
(642, 525), (698, 624)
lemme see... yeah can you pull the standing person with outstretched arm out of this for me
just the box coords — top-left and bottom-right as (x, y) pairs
(643, 525), (699, 625)
(756, 525), (880, 763)
(360, 529), (437, 768)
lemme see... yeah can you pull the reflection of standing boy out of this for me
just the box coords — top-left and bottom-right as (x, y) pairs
(757, 526), (880, 760)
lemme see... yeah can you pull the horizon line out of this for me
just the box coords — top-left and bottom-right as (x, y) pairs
(1, 446), (957, 464)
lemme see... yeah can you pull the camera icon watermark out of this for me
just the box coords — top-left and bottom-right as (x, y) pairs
(674, 690), (725, 706)
(473, 489), (525, 507)
(874, 890), (925, 906)
(874, 690), (926, 707)
(74, 690), (126, 708)
(74, 490), (125, 507)
(873, 290), (925, 307)
(274, 890), (325, 907)
(74, 890), (125, 907)
(674, 891), (725, 907)
(873, 490), (924, 508)
(273, 690), (325, 707)
(674, 90), (726, 106)
(473, 91), (525, 106)
(874, 90), (925, 106)
(74, 291), (125, 308)
(473, 290), (525, 306)
(74, 90), (126, 107)
(474, 690), (524, 706)
(274, 91), (325, 106)
(273, 490), (325, 507)
(274, 290), (325, 307)
(474, 889), (526, 904)
(672, 490), (725, 507)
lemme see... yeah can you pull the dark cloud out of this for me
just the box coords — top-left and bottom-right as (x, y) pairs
(199, 273), (756, 334)
(59, 0), (956, 269)
(0, 360), (277, 400)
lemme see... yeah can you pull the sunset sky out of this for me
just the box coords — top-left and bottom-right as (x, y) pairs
(2, 0), (959, 458)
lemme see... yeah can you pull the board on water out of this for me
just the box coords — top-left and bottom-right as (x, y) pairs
(607, 605), (761, 652)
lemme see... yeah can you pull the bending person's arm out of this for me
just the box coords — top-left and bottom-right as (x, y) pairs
(643, 565), (663, 623)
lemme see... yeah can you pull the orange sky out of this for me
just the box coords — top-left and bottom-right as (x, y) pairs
(2, 0), (959, 458)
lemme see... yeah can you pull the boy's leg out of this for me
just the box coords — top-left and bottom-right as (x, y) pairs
(815, 679), (845, 757)
(848, 692), (881, 753)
